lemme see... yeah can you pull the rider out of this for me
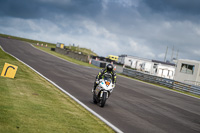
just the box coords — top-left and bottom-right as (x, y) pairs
(93, 64), (117, 92)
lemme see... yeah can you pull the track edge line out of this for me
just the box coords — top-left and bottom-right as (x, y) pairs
(0, 45), (123, 133)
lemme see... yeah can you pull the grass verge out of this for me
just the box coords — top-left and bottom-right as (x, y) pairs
(0, 47), (114, 133)
(33, 45), (100, 69)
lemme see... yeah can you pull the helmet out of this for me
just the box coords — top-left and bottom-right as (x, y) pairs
(106, 64), (113, 72)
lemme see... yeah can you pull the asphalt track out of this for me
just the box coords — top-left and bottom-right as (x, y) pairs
(1, 37), (200, 133)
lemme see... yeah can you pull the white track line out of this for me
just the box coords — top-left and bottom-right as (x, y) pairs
(0, 45), (123, 133)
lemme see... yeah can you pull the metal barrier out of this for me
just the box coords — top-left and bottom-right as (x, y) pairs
(91, 59), (106, 68)
(184, 80), (200, 86)
(123, 68), (200, 95)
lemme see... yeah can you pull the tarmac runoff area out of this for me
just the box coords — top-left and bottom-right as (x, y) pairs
(1, 37), (200, 133)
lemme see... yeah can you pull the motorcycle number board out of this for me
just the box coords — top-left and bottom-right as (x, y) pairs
(1, 63), (18, 79)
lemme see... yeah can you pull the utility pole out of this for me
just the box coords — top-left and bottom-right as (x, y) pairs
(171, 45), (174, 62)
(164, 46), (168, 62)
(175, 50), (179, 66)
(176, 50), (179, 60)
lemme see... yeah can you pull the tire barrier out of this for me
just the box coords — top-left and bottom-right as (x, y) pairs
(51, 48), (55, 51)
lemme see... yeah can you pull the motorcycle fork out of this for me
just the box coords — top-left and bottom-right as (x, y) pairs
(100, 91), (104, 98)
(100, 91), (109, 98)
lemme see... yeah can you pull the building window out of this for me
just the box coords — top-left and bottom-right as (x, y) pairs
(180, 63), (195, 74)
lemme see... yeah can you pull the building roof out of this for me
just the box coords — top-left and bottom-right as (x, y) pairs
(119, 54), (151, 61)
(152, 60), (175, 66)
(178, 59), (200, 64)
(119, 54), (176, 66)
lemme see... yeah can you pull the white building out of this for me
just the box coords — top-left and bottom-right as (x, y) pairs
(174, 59), (200, 85)
(152, 60), (175, 79)
(118, 55), (176, 79)
(118, 55), (152, 70)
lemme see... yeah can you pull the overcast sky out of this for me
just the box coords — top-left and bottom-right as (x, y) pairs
(0, 0), (200, 62)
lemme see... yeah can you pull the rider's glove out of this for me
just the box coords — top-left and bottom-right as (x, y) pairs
(96, 80), (99, 84)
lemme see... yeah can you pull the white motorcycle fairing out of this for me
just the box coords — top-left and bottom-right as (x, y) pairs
(93, 77), (115, 107)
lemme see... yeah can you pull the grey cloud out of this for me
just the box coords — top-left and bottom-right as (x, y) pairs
(0, 0), (44, 19)
(141, 0), (200, 21)
(0, 0), (200, 61)
(142, 0), (200, 14)
(0, 0), (102, 19)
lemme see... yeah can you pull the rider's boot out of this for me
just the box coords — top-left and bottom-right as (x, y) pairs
(92, 83), (97, 93)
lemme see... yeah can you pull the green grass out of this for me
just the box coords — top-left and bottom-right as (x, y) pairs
(0, 33), (56, 48)
(0, 48), (114, 133)
(65, 46), (97, 56)
(0, 33), (97, 56)
(0, 33), (99, 69)
(34, 45), (100, 69)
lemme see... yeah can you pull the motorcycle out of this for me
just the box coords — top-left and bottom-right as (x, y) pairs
(93, 73), (115, 107)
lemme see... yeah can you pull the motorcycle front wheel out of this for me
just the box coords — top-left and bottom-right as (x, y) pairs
(99, 92), (107, 107)
(93, 93), (97, 104)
